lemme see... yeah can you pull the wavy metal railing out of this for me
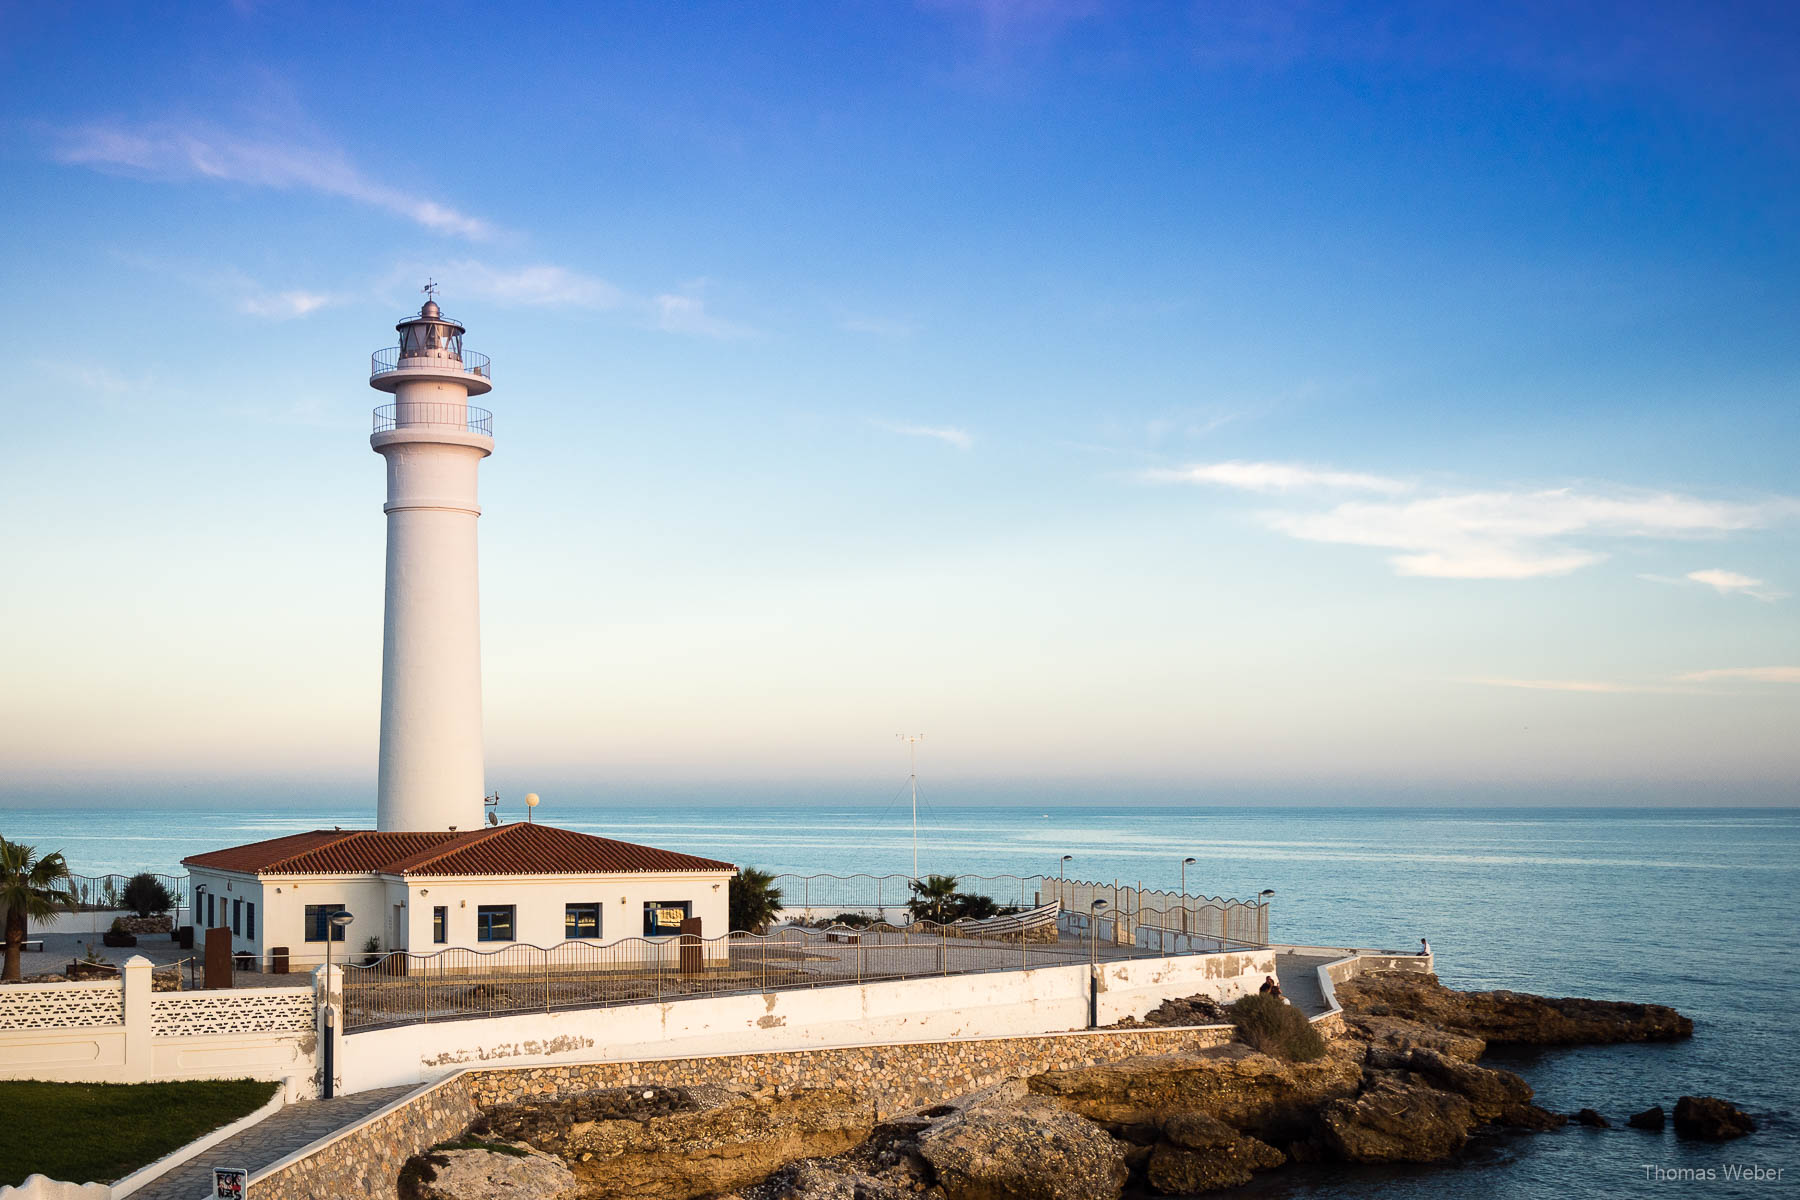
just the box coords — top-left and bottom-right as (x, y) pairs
(338, 922), (1174, 1032)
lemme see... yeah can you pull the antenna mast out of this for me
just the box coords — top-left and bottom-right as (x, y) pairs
(898, 734), (924, 879)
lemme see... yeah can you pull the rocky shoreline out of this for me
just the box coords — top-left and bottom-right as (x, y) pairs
(399, 971), (1754, 1200)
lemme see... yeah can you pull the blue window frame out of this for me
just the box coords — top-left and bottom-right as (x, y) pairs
(232, 898), (242, 935)
(565, 902), (601, 939)
(303, 904), (348, 942)
(643, 901), (691, 936)
(433, 905), (448, 944)
(477, 905), (515, 942)
(245, 902), (255, 940)
(206, 894), (215, 928)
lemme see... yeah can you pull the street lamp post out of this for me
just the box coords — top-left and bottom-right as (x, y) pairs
(1180, 857), (1196, 934)
(1089, 899), (1108, 964)
(322, 909), (355, 1099)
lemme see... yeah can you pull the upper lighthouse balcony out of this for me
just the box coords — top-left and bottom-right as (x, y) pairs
(369, 299), (493, 397)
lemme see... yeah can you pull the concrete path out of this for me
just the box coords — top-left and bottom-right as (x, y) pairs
(127, 1084), (416, 1200)
(1273, 951), (1337, 1018)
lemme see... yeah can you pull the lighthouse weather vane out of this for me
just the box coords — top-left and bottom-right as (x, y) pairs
(422, 279), (439, 301)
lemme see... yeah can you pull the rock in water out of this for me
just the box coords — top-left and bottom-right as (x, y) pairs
(1627, 1105), (1666, 1131)
(1335, 972), (1692, 1045)
(1317, 1076), (1477, 1163)
(915, 1101), (1129, 1200)
(1145, 1114), (1284, 1194)
(1672, 1096), (1756, 1141)
(1574, 1109), (1610, 1128)
(398, 1144), (578, 1200)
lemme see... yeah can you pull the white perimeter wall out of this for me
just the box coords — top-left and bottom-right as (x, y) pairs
(335, 948), (1273, 1094)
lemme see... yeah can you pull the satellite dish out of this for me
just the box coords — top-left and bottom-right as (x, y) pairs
(487, 811), (499, 827)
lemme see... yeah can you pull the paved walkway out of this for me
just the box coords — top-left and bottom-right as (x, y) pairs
(128, 1084), (416, 1200)
(1273, 951), (1338, 1018)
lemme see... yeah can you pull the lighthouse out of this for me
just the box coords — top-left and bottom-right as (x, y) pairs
(369, 290), (494, 832)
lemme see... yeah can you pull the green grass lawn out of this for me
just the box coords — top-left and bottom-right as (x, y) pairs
(0, 1078), (279, 1186)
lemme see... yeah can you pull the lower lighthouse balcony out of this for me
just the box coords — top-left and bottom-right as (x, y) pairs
(372, 402), (494, 436)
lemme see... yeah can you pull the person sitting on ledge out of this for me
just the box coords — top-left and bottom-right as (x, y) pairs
(1419, 937), (1431, 957)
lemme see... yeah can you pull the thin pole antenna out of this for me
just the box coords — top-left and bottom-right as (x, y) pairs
(898, 734), (924, 879)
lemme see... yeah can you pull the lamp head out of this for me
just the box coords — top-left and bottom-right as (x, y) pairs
(1091, 899), (1108, 911)
(328, 911), (356, 929)
(1183, 857), (1197, 865)
(525, 793), (540, 808)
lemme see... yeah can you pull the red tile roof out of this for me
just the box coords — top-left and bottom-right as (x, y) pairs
(183, 823), (734, 877)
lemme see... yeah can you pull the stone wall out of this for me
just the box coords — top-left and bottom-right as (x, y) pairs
(251, 1022), (1235, 1198)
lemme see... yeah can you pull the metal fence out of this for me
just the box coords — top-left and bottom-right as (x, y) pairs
(65, 873), (189, 912)
(770, 873), (1048, 916)
(370, 345), (492, 380)
(340, 922), (1165, 1032)
(1046, 878), (1269, 946)
(372, 402), (494, 436)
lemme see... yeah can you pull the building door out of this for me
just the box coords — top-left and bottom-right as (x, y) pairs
(388, 903), (406, 952)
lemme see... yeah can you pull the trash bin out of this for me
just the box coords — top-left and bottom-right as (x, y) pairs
(271, 946), (290, 975)
(177, 925), (194, 950)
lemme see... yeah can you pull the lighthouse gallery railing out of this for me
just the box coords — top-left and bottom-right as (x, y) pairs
(372, 403), (494, 436)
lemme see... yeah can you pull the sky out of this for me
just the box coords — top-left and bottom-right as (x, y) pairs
(1, 1), (1796, 808)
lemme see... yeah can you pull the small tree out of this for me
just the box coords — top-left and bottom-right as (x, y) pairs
(1, 837), (78, 981)
(1228, 993), (1326, 1062)
(122, 873), (174, 919)
(729, 867), (784, 933)
(907, 874), (962, 925)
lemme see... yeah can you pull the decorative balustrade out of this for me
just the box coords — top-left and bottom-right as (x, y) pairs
(0, 981), (125, 1031)
(150, 988), (314, 1037)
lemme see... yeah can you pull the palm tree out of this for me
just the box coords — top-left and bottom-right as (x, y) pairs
(729, 867), (784, 933)
(907, 874), (962, 925)
(2, 838), (78, 982)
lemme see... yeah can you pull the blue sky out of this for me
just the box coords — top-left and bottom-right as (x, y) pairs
(2, 1), (1796, 806)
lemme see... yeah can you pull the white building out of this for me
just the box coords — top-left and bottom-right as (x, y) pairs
(183, 824), (734, 964)
(182, 295), (740, 966)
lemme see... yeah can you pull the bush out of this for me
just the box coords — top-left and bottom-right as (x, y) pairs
(1228, 992), (1326, 1062)
(121, 874), (173, 919)
(828, 912), (874, 928)
(952, 893), (1000, 921)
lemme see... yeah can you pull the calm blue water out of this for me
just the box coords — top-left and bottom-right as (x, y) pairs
(2, 801), (1794, 1198)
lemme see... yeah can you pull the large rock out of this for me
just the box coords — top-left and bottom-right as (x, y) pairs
(1627, 1105), (1666, 1131)
(398, 1143), (578, 1200)
(1317, 1075), (1476, 1163)
(1366, 1046), (1553, 1126)
(1144, 1114), (1284, 1194)
(1672, 1096), (1756, 1141)
(1336, 971), (1691, 1046)
(1028, 1043), (1363, 1145)
(485, 1086), (874, 1200)
(1344, 1011), (1486, 1062)
(915, 1100), (1129, 1200)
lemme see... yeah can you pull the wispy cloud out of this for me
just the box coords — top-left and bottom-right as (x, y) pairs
(1157, 461), (1794, 581)
(53, 121), (496, 240)
(433, 261), (625, 309)
(1684, 568), (1787, 602)
(652, 287), (751, 339)
(877, 421), (975, 451)
(1144, 460), (1410, 494)
(1465, 677), (1688, 695)
(240, 288), (334, 320)
(1676, 666), (1800, 684)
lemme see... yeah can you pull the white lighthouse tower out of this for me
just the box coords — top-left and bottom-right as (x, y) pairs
(369, 288), (494, 832)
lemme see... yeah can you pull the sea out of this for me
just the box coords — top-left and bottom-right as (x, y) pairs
(2, 800), (1794, 1199)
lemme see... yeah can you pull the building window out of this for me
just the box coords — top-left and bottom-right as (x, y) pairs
(476, 905), (515, 942)
(643, 901), (691, 936)
(303, 904), (348, 942)
(232, 898), (242, 935)
(246, 902), (256, 940)
(433, 906), (448, 944)
(565, 902), (601, 939)
(206, 894), (216, 928)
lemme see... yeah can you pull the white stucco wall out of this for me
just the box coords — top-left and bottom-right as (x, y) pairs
(184, 869), (731, 966)
(334, 946), (1274, 1094)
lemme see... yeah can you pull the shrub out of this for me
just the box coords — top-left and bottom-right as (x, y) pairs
(122, 874), (174, 919)
(952, 893), (1000, 921)
(1228, 992), (1326, 1062)
(828, 912), (874, 928)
